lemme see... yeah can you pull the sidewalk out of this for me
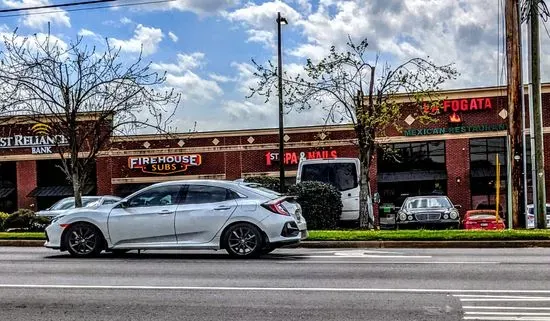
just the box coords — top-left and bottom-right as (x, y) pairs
(2, 239), (550, 248)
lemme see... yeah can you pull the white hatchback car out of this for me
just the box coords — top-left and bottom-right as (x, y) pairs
(44, 180), (307, 258)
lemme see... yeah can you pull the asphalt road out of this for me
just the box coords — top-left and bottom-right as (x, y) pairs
(1, 247), (550, 321)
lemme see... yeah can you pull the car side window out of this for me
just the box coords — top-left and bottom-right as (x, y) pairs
(184, 185), (231, 204)
(128, 185), (182, 208)
(103, 199), (118, 205)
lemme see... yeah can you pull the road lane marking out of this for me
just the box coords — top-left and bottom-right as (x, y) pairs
(1, 285), (550, 294)
(457, 295), (550, 299)
(465, 312), (550, 316)
(279, 260), (499, 264)
(463, 307), (550, 311)
(464, 317), (550, 320)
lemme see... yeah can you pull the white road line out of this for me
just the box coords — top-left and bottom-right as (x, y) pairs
(304, 255), (433, 258)
(465, 312), (550, 316)
(464, 317), (550, 320)
(463, 307), (550, 311)
(280, 261), (499, 264)
(461, 299), (550, 302)
(1, 285), (550, 294)
(457, 295), (550, 299)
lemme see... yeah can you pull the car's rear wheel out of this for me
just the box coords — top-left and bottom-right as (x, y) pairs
(65, 223), (103, 257)
(224, 223), (263, 258)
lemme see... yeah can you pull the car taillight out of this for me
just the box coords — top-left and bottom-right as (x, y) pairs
(262, 199), (290, 216)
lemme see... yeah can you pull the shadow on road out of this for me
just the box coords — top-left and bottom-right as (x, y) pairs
(43, 251), (307, 261)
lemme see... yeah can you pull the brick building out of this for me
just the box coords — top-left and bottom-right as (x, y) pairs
(1, 84), (550, 221)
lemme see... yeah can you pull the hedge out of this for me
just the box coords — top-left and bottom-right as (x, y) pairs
(287, 181), (343, 229)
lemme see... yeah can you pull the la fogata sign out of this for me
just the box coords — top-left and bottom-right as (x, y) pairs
(128, 154), (202, 175)
(0, 123), (68, 154)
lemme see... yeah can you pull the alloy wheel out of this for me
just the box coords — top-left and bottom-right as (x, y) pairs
(67, 224), (99, 256)
(227, 225), (260, 257)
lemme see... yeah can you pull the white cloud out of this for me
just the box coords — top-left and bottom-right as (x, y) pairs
(78, 29), (99, 38)
(168, 31), (179, 43)
(151, 52), (205, 74)
(3, 0), (70, 30)
(166, 71), (223, 102)
(131, 0), (239, 15)
(120, 17), (133, 24)
(209, 73), (235, 83)
(109, 24), (163, 56)
(225, 1), (301, 44)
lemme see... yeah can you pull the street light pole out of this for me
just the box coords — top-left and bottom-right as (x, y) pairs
(277, 12), (287, 193)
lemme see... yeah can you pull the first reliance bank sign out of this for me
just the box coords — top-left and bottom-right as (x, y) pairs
(0, 123), (68, 154)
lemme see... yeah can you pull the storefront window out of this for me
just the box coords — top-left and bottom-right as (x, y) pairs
(470, 138), (507, 214)
(378, 141), (446, 172)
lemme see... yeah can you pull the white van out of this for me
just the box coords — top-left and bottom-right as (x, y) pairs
(296, 158), (364, 222)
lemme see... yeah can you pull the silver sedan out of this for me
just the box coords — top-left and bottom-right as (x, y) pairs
(44, 180), (307, 258)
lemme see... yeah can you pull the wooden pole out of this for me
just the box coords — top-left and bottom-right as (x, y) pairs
(505, 0), (523, 228)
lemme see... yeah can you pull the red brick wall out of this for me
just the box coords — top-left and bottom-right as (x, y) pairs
(445, 139), (471, 216)
(16, 160), (37, 210)
(96, 157), (113, 195)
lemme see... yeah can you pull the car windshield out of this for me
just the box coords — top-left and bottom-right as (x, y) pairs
(49, 197), (100, 210)
(468, 213), (497, 220)
(404, 197), (451, 209)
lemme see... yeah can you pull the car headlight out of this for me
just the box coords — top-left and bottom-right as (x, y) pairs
(407, 215), (413, 221)
(399, 212), (407, 221)
(443, 214), (449, 219)
(450, 210), (459, 220)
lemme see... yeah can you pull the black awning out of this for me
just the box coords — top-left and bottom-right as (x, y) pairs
(377, 170), (447, 183)
(0, 187), (15, 199)
(114, 184), (151, 197)
(28, 185), (94, 197)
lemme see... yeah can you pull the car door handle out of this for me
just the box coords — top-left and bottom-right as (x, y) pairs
(156, 210), (174, 215)
(214, 206), (232, 211)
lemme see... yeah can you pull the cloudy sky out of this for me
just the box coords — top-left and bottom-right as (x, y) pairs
(0, 0), (548, 132)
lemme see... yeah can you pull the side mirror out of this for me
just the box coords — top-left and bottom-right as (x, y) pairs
(118, 200), (129, 209)
(373, 192), (380, 204)
(455, 204), (462, 209)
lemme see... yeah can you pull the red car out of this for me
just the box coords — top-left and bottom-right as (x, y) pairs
(463, 210), (505, 230)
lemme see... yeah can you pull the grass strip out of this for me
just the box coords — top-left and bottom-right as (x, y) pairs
(307, 229), (550, 241)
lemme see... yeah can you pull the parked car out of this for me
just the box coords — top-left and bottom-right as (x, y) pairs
(44, 180), (308, 258)
(36, 196), (122, 219)
(463, 210), (505, 230)
(526, 203), (550, 228)
(396, 195), (461, 229)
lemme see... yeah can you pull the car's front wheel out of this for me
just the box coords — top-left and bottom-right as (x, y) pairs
(64, 223), (103, 257)
(223, 223), (263, 258)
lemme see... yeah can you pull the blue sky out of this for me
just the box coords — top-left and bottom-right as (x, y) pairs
(0, 0), (548, 132)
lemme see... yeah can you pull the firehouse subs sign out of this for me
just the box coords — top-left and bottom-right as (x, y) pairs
(266, 150), (338, 166)
(0, 123), (68, 154)
(128, 154), (202, 175)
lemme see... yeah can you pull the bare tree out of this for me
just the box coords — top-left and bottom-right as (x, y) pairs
(0, 30), (181, 207)
(249, 37), (457, 228)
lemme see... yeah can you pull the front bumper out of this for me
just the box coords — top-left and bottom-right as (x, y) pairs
(43, 223), (64, 249)
(397, 219), (460, 228)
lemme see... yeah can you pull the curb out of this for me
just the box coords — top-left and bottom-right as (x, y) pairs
(0, 240), (44, 247)
(299, 240), (550, 248)
(2, 239), (550, 248)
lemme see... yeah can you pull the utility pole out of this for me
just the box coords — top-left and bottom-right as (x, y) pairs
(505, 0), (524, 228)
(528, 0), (547, 228)
(276, 12), (288, 193)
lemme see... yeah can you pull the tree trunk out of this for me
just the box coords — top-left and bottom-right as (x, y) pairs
(73, 172), (83, 208)
(358, 152), (373, 229)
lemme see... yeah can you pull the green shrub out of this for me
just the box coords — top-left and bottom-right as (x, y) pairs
(244, 176), (280, 192)
(0, 212), (10, 232)
(3, 209), (48, 232)
(287, 181), (343, 230)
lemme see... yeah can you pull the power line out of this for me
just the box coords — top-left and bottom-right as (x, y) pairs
(0, 0), (116, 13)
(0, 0), (177, 19)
